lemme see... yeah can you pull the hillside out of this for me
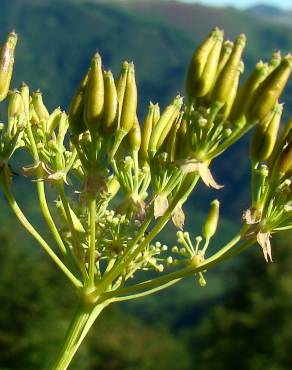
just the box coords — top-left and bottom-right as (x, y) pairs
(117, 0), (292, 63)
(248, 4), (292, 26)
(0, 0), (193, 112)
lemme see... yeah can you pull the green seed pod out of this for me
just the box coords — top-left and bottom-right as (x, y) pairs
(0, 31), (18, 102)
(148, 95), (183, 156)
(102, 70), (118, 134)
(166, 113), (182, 162)
(29, 102), (40, 126)
(8, 89), (23, 118)
(186, 28), (224, 99)
(68, 72), (88, 135)
(230, 61), (269, 122)
(140, 102), (155, 163)
(212, 34), (246, 106)
(216, 40), (233, 78)
(276, 141), (292, 178)
(153, 103), (160, 126)
(156, 108), (181, 152)
(202, 199), (220, 240)
(175, 118), (189, 160)
(251, 55), (292, 122)
(269, 117), (292, 169)
(116, 61), (129, 118)
(119, 62), (137, 134)
(205, 40), (234, 104)
(20, 82), (30, 115)
(56, 112), (69, 146)
(83, 53), (104, 129)
(32, 91), (49, 121)
(108, 63), (137, 159)
(47, 107), (62, 135)
(128, 115), (141, 152)
(222, 60), (244, 119)
(250, 103), (282, 162)
(268, 50), (281, 73)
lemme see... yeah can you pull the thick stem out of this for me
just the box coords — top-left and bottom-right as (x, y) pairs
(51, 301), (106, 370)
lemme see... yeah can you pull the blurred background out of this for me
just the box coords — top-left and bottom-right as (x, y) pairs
(1, 0), (292, 369)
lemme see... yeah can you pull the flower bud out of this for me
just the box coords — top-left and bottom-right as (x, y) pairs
(251, 55), (292, 122)
(186, 28), (224, 99)
(230, 61), (269, 122)
(0, 31), (18, 102)
(102, 70), (118, 134)
(202, 199), (220, 240)
(119, 62), (137, 134)
(128, 115), (141, 152)
(83, 53), (104, 129)
(250, 103), (282, 162)
(68, 72), (88, 135)
(148, 95), (183, 156)
(32, 91), (49, 122)
(212, 34), (246, 107)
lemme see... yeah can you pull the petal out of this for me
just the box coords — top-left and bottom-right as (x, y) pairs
(257, 232), (273, 262)
(198, 163), (223, 189)
(154, 194), (169, 218)
(172, 203), (185, 229)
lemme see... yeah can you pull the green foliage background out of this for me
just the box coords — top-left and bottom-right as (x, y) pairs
(1, 1), (292, 369)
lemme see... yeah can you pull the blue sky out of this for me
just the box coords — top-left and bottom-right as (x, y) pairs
(180, 0), (292, 9)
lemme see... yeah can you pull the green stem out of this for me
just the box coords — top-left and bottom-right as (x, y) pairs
(1, 181), (81, 288)
(57, 182), (88, 281)
(132, 149), (139, 194)
(88, 196), (96, 288)
(110, 279), (179, 302)
(37, 181), (68, 256)
(26, 125), (69, 257)
(51, 301), (106, 370)
(251, 161), (259, 205)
